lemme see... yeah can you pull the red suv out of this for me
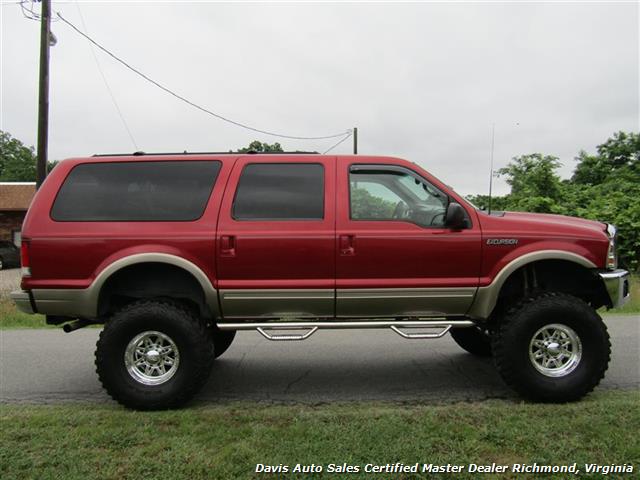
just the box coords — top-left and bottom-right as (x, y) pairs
(12, 153), (630, 409)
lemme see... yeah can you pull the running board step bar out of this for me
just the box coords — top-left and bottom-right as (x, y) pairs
(390, 325), (453, 339)
(257, 326), (319, 341)
(219, 320), (475, 341)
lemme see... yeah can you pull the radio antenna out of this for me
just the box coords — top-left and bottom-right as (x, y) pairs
(488, 123), (495, 215)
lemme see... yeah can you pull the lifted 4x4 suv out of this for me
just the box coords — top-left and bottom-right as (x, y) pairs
(12, 153), (630, 409)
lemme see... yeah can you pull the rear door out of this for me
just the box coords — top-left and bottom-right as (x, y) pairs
(335, 157), (481, 318)
(216, 156), (336, 320)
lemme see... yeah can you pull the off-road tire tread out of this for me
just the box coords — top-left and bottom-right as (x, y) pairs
(450, 327), (493, 357)
(492, 291), (610, 402)
(212, 329), (236, 359)
(95, 299), (214, 410)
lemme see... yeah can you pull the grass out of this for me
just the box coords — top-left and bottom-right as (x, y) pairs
(606, 273), (640, 314)
(0, 299), (52, 329)
(1, 390), (638, 479)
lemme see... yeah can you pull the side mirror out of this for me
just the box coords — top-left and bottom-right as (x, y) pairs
(445, 202), (467, 229)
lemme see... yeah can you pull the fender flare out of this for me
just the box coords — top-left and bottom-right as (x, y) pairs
(90, 253), (219, 318)
(467, 250), (596, 320)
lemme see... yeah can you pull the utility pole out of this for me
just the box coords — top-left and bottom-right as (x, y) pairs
(36, 0), (52, 189)
(353, 127), (358, 154)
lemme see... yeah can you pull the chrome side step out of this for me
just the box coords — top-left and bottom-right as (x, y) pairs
(256, 326), (319, 341)
(219, 319), (475, 341)
(390, 325), (453, 339)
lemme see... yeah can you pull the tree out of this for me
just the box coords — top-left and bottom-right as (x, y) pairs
(0, 130), (37, 181)
(497, 153), (563, 199)
(571, 151), (610, 185)
(350, 187), (396, 219)
(495, 154), (564, 213)
(566, 132), (640, 270)
(596, 131), (639, 170)
(235, 140), (284, 153)
(572, 131), (639, 184)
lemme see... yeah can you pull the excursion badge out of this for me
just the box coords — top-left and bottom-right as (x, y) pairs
(486, 238), (519, 245)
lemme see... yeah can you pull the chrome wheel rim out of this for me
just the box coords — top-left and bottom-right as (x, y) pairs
(529, 323), (582, 377)
(125, 331), (180, 385)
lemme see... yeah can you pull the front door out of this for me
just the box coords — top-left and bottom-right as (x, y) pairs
(216, 156), (335, 320)
(335, 158), (481, 318)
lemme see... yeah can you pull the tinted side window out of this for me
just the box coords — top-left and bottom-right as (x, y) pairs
(51, 161), (221, 221)
(233, 163), (324, 220)
(350, 168), (448, 227)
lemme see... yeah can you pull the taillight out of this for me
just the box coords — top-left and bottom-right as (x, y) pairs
(607, 240), (617, 270)
(20, 241), (31, 277)
(605, 224), (618, 270)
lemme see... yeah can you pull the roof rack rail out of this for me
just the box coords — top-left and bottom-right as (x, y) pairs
(93, 150), (320, 157)
(245, 150), (319, 155)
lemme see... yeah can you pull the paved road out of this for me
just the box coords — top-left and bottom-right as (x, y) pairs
(1, 315), (638, 405)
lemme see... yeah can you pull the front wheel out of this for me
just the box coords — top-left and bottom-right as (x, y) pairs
(96, 300), (215, 410)
(492, 292), (610, 402)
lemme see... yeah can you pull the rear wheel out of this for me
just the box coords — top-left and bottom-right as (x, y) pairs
(96, 299), (214, 410)
(450, 326), (492, 356)
(492, 292), (610, 402)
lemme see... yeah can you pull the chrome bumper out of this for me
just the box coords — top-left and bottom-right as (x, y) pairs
(10, 290), (35, 315)
(599, 269), (630, 309)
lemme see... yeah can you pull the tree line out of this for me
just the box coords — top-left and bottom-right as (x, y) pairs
(0, 134), (285, 179)
(1, 131), (637, 270)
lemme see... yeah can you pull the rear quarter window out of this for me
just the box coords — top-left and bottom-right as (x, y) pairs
(51, 160), (221, 221)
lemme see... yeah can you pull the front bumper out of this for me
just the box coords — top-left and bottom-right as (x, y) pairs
(599, 269), (631, 309)
(10, 290), (35, 315)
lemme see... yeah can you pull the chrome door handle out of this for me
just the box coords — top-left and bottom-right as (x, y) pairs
(339, 235), (355, 256)
(220, 235), (236, 257)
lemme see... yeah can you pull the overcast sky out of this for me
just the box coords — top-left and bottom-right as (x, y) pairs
(1, 1), (638, 195)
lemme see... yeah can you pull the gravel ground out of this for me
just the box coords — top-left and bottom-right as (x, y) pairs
(0, 268), (21, 300)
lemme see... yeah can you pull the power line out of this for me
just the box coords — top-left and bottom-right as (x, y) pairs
(74, 1), (138, 149)
(56, 12), (352, 141)
(18, 0), (59, 21)
(323, 131), (353, 154)
(19, 0), (39, 20)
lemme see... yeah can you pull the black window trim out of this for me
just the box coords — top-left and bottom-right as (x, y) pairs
(50, 159), (222, 223)
(348, 163), (472, 229)
(231, 162), (326, 222)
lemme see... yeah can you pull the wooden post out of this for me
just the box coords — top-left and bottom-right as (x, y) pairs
(36, 0), (52, 189)
(353, 127), (358, 154)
